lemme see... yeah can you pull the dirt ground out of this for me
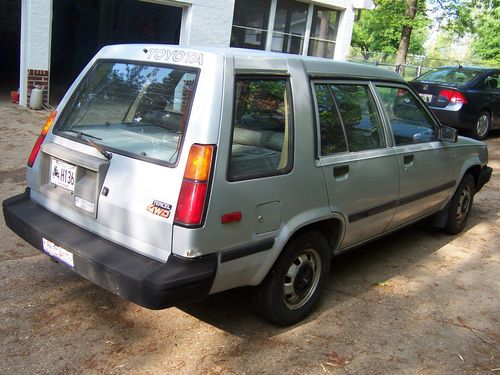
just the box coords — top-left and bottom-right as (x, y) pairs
(0, 99), (499, 375)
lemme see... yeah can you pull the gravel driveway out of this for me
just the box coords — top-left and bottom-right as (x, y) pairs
(1, 100), (499, 374)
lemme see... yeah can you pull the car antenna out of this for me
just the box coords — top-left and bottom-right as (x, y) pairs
(457, 61), (463, 69)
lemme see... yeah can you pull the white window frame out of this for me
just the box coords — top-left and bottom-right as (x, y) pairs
(240, 0), (339, 57)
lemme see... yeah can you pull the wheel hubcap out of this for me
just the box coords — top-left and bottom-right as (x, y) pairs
(456, 185), (472, 224)
(476, 115), (489, 138)
(283, 249), (321, 310)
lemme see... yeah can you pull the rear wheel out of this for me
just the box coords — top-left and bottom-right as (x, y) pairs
(444, 174), (475, 234)
(470, 111), (491, 140)
(252, 231), (330, 326)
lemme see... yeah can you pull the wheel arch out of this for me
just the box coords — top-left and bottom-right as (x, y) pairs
(465, 164), (482, 191)
(285, 217), (344, 255)
(247, 213), (346, 287)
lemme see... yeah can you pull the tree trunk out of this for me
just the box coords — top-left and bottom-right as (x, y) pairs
(395, 0), (418, 74)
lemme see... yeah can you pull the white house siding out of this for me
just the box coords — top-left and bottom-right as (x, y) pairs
(20, 0), (52, 106)
(179, 0), (235, 47)
(18, 0), (374, 106)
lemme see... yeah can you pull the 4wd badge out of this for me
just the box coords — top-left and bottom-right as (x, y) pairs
(147, 200), (172, 219)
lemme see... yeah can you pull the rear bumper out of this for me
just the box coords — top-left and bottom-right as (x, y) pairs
(2, 189), (217, 309)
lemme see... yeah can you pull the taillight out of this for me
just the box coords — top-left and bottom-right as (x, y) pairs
(27, 111), (57, 167)
(174, 144), (215, 226)
(438, 89), (468, 105)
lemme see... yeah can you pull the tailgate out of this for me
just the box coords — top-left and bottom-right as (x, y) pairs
(34, 140), (182, 262)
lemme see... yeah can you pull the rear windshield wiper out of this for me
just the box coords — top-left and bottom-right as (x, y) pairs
(66, 129), (102, 140)
(66, 129), (112, 160)
(122, 121), (180, 134)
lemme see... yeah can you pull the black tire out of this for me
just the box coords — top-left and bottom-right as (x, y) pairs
(444, 174), (475, 234)
(469, 111), (491, 140)
(252, 231), (331, 326)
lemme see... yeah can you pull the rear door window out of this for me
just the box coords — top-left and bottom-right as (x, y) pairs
(55, 61), (198, 165)
(228, 78), (292, 181)
(313, 82), (386, 155)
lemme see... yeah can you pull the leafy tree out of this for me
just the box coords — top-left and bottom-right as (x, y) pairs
(352, 0), (429, 61)
(470, 2), (500, 61)
(352, 0), (500, 67)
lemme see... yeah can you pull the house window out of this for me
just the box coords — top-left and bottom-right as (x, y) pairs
(230, 0), (271, 50)
(308, 7), (340, 59)
(230, 0), (341, 58)
(271, 0), (308, 54)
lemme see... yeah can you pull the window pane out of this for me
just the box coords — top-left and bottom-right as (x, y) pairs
(271, 33), (304, 54)
(55, 62), (197, 164)
(330, 84), (386, 152)
(310, 7), (339, 40)
(229, 79), (291, 180)
(308, 7), (339, 58)
(376, 86), (436, 145)
(271, 0), (308, 54)
(308, 39), (335, 59)
(314, 84), (347, 155)
(231, 0), (270, 50)
(231, 26), (267, 50)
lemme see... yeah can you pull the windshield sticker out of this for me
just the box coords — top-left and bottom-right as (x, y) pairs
(147, 200), (172, 219)
(146, 48), (203, 65)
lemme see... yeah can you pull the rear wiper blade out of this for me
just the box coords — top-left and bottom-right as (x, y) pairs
(66, 129), (112, 160)
(66, 129), (102, 140)
(122, 122), (179, 134)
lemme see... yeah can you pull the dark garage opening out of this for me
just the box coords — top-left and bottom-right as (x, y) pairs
(50, 0), (182, 104)
(0, 0), (21, 101)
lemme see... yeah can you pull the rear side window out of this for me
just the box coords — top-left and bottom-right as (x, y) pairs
(375, 86), (437, 145)
(228, 78), (292, 181)
(55, 61), (198, 165)
(313, 82), (385, 155)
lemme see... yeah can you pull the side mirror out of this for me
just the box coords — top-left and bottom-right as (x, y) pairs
(439, 125), (458, 143)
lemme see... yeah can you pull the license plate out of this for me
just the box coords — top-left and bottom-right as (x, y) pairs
(419, 93), (433, 103)
(50, 158), (76, 191)
(42, 238), (74, 268)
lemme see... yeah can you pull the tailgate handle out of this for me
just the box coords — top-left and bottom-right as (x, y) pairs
(333, 165), (349, 178)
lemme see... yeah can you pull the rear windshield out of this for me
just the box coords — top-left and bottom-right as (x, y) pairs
(55, 61), (198, 165)
(415, 68), (482, 85)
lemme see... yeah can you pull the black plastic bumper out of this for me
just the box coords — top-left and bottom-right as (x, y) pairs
(2, 189), (217, 309)
(477, 166), (493, 192)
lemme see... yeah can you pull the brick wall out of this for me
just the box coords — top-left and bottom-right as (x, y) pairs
(27, 69), (49, 106)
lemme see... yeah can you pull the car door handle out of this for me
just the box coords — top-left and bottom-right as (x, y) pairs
(403, 154), (414, 169)
(333, 165), (349, 178)
(403, 154), (414, 164)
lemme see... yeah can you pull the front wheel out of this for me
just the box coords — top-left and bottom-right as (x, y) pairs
(470, 111), (491, 140)
(444, 174), (475, 234)
(252, 231), (331, 326)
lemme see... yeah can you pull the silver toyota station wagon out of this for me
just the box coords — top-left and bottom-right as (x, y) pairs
(3, 46), (492, 326)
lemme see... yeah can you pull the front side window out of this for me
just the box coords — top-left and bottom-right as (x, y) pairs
(375, 86), (437, 145)
(229, 78), (292, 180)
(55, 61), (197, 164)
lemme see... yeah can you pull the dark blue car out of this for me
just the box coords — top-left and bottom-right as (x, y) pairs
(410, 66), (500, 140)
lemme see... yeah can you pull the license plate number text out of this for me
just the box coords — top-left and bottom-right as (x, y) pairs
(50, 158), (76, 191)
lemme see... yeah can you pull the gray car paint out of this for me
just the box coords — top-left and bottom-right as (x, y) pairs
(26, 45), (489, 297)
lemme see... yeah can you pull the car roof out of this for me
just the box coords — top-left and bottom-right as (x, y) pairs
(98, 44), (405, 83)
(436, 66), (498, 72)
